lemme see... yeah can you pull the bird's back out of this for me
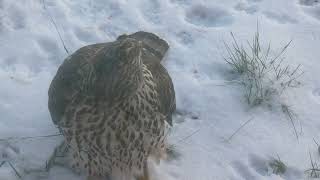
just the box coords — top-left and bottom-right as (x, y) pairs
(123, 31), (176, 125)
(49, 31), (176, 126)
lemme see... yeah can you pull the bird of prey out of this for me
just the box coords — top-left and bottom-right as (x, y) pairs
(48, 31), (176, 180)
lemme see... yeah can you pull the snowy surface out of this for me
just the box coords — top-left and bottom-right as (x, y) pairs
(1, 0), (320, 179)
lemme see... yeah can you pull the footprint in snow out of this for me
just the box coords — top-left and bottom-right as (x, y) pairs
(73, 27), (99, 43)
(298, 0), (320, 21)
(231, 160), (260, 180)
(174, 109), (200, 124)
(234, 0), (262, 15)
(234, 2), (259, 14)
(263, 11), (298, 24)
(312, 88), (320, 104)
(4, 4), (27, 30)
(248, 154), (270, 176)
(176, 31), (194, 46)
(36, 36), (60, 54)
(185, 4), (234, 28)
(232, 154), (303, 180)
(303, 7), (320, 21)
(140, 0), (162, 25)
(170, 0), (192, 6)
(299, 0), (319, 6)
(247, 0), (263, 2)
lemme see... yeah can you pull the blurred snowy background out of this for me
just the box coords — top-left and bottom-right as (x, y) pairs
(1, 0), (320, 179)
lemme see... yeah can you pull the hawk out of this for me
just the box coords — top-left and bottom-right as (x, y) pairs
(48, 31), (176, 180)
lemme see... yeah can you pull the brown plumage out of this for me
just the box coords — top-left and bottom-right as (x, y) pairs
(48, 31), (175, 180)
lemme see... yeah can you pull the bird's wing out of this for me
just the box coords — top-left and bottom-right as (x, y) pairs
(48, 43), (110, 126)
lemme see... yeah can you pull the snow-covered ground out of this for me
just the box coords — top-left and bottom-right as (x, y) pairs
(1, 0), (320, 179)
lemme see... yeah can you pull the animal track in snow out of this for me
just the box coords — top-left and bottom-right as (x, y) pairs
(247, 0), (263, 2)
(73, 27), (99, 43)
(313, 88), (320, 95)
(36, 36), (60, 54)
(303, 7), (320, 21)
(298, 0), (320, 21)
(140, 0), (162, 24)
(232, 161), (260, 180)
(234, 2), (259, 14)
(170, 0), (192, 6)
(0, 3), (27, 31)
(233, 0), (262, 15)
(185, 5), (234, 27)
(248, 154), (269, 176)
(176, 31), (194, 45)
(231, 154), (303, 180)
(263, 11), (298, 24)
(312, 88), (320, 104)
(230, 154), (271, 180)
(299, 0), (319, 6)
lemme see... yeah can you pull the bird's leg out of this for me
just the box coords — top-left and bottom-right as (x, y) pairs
(137, 162), (150, 180)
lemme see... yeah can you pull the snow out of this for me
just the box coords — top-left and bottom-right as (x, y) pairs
(1, 0), (320, 179)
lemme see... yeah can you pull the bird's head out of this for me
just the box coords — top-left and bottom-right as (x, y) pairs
(93, 38), (144, 105)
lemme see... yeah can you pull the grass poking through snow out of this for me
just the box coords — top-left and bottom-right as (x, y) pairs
(224, 25), (303, 139)
(306, 152), (320, 178)
(269, 155), (287, 175)
(166, 144), (182, 161)
(224, 26), (303, 107)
